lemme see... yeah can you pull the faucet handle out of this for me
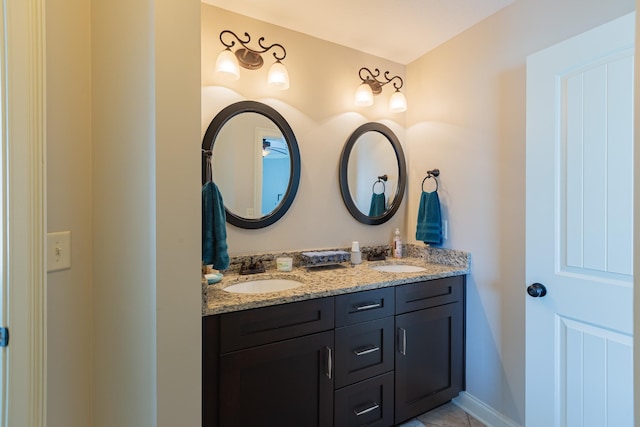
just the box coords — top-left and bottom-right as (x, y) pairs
(367, 248), (387, 261)
(239, 258), (266, 275)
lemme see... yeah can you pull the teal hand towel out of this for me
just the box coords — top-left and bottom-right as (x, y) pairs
(415, 191), (442, 245)
(202, 181), (229, 270)
(368, 192), (386, 217)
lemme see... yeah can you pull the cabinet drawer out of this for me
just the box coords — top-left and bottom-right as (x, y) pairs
(334, 317), (394, 388)
(335, 287), (394, 327)
(220, 297), (334, 353)
(395, 276), (464, 314)
(334, 372), (394, 427)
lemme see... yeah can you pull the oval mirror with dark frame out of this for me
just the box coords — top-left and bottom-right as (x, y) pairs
(339, 122), (406, 225)
(202, 101), (301, 229)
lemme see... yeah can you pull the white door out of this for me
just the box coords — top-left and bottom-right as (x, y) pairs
(526, 13), (634, 427)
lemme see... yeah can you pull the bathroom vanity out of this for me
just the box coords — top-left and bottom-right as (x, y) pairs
(202, 253), (468, 427)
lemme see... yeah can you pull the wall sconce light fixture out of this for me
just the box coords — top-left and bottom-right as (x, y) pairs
(215, 30), (289, 90)
(354, 67), (407, 113)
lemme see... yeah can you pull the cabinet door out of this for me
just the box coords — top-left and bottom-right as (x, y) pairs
(219, 330), (334, 427)
(395, 302), (463, 424)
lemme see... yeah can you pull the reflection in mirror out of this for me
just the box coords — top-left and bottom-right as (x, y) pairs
(347, 132), (398, 215)
(211, 113), (290, 219)
(202, 101), (300, 229)
(339, 123), (406, 225)
(260, 136), (290, 215)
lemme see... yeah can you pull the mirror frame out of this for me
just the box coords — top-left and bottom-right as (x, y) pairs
(339, 122), (406, 225)
(202, 100), (301, 229)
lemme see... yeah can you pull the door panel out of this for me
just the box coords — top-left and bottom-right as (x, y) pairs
(560, 317), (633, 427)
(563, 54), (634, 277)
(525, 12), (634, 427)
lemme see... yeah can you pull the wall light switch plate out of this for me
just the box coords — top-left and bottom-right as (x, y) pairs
(47, 231), (71, 272)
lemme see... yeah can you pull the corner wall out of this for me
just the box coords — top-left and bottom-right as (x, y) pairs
(46, 0), (93, 425)
(91, 0), (156, 422)
(405, 0), (635, 424)
(154, 0), (202, 424)
(91, 0), (201, 426)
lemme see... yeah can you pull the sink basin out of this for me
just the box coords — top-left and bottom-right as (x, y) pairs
(370, 264), (427, 273)
(222, 278), (304, 294)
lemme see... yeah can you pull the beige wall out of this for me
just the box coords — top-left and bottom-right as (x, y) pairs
(91, 0), (201, 425)
(202, 5), (408, 254)
(90, 0), (156, 422)
(406, 0), (635, 423)
(46, 0), (93, 425)
(47, 0), (201, 426)
(154, 0), (202, 424)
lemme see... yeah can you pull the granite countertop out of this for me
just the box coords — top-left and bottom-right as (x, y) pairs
(202, 247), (471, 316)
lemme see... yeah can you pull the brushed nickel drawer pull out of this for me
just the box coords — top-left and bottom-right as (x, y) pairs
(354, 402), (380, 416)
(354, 345), (380, 356)
(325, 346), (332, 379)
(354, 302), (381, 311)
(398, 327), (407, 355)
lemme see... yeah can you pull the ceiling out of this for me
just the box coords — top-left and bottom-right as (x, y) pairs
(201, 0), (515, 65)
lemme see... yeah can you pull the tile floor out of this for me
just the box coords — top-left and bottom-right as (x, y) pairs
(399, 402), (486, 427)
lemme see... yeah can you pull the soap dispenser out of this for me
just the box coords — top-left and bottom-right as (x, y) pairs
(393, 228), (403, 258)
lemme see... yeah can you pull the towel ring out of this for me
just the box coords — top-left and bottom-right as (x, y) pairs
(372, 174), (388, 194)
(372, 180), (386, 194)
(421, 169), (440, 192)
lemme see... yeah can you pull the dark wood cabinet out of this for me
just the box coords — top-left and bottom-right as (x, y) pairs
(394, 300), (463, 424)
(334, 372), (394, 427)
(202, 275), (465, 427)
(334, 288), (396, 426)
(203, 298), (335, 427)
(219, 330), (334, 426)
(334, 316), (395, 388)
(335, 287), (395, 327)
(219, 297), (335, 353)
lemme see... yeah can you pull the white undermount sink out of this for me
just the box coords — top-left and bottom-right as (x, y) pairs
(222, 278), (304, 294)
(370, 264), (427, 273)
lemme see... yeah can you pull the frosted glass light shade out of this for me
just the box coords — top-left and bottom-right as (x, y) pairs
(215, 49), (240, 80)
(268, 61), (290, 90)
(354, 83), (374, 106)
(389, 90), (407, 113)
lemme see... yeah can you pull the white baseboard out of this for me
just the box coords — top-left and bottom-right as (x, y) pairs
(453, 392), (522, 427)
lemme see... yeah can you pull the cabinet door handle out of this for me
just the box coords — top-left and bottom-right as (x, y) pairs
(398, 327), (407, 355)
(325, 346), (332, 379)
(354, 402), (380, 416)
(354, 302), (381, 311)
(353, 345), (380, 356)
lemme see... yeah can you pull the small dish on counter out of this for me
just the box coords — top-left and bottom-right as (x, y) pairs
(204, 272), (223, 284)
